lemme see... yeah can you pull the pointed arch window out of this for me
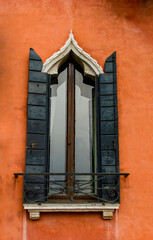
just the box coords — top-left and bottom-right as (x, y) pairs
(22, 33), (125, 219)
(49, 58), (95, 199)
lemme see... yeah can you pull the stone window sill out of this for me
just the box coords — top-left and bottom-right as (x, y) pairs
(23, 203), (119, 220)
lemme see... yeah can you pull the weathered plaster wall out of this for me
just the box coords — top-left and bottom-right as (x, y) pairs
(0, 0), (153, 240)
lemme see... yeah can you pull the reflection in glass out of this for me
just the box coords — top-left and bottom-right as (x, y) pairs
(75, 69), (94, 193)
(50, 68), (67, 193)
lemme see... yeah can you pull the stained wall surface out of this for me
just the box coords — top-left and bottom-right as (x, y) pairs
(0, 0), (153, 240)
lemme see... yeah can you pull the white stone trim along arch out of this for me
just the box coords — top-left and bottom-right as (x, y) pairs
(42, 31), (103, 78)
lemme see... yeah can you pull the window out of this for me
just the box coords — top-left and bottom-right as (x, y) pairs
(49, 59), (95, 200)
(24, 47), (120, 208)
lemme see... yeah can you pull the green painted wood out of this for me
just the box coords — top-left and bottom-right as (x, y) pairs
(100, 107), (117, 121)
(100, 95), (117, 107)
(100, 135), (117, 150)
(99, 84), (115, 95)
(26, 165), (46, 174)
(27, 120), (46, 134)
(29, 82), (47, 94)
(29, 48), (42, 61)
(29, 60), (43, 71)
(26, 150), (46, 165)
(101, 166), (119, 173)
(100, 121), (116, 135)
(104, 62), (116, 73)
(29, 71), (48, 83)
(28, 106), (46, 120)
(28, 94), (47, 106)
(26, 134), (46, 150)
(101, 150), (116, 165)
(99, 73), (116, 84)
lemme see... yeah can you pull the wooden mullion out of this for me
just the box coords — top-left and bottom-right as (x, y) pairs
(66, 62), (75, 196)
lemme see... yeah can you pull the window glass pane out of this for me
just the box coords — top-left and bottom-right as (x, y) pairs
(75, 69), (94, 193)
(50, 68), (67, 193)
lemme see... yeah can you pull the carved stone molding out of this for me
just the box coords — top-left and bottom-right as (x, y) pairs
(24, 203), (119, 220)
(42, 31), (103, 78)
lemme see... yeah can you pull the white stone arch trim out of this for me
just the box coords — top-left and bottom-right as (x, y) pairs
(42, 31), (103, 78)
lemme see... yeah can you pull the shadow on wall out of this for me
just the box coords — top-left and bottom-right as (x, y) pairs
(106, 0), (153, 18)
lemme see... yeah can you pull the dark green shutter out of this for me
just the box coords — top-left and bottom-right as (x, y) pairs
(24, 48), (50, 202)
(96, 52), (120, 203)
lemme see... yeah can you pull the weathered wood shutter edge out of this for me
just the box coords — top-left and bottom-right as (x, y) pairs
(96, 51), (120, 203)
(24, 48), (50, 202)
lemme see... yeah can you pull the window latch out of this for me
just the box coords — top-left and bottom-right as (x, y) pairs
(26, 141), (35, 149)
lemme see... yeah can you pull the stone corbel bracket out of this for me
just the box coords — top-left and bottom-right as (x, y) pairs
(24, 203), (119, 220)
(42, 31), (103, 78)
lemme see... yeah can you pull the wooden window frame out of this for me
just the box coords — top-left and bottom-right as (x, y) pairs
(48, 58), (96, 201)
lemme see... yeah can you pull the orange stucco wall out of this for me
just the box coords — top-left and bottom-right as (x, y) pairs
(0, 0), (153, 239)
